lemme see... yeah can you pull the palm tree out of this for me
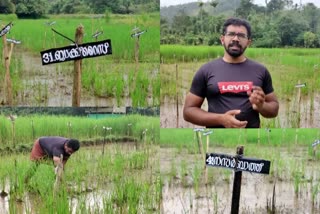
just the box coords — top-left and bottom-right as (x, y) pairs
(209, 0), (219, 33)
(198, 1), (204, 33)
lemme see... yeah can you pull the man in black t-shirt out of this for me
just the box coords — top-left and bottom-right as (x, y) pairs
(25, 136), (80, 183)
(183, 18), (279, 128)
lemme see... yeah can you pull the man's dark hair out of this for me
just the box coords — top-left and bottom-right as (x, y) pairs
(67, 139), (80, 151)
(222, 18), (252, 39)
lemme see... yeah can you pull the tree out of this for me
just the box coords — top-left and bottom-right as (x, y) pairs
(304, 31), (318, 48)
(0, 0), (15, 13)
(236, 0), (254, 19)
(276, 11), (309, 46)
(171, 10), (192, 36)
(83, 0), (120, 14)
(15, 0), (47, 18)
(267, 0), (285, 14)
(302, 3), (319, 34)
(198, 1), (204, 33)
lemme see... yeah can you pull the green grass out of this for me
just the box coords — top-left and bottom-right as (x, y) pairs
(0, 13), (160, 106)
(0, 114), (160, 146)
(2, 13), (159, 62)
(0, 141), (160, 213)
(160, 128), (320, 148)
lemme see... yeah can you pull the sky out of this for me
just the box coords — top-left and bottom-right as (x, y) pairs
(160, 0), (320, 8)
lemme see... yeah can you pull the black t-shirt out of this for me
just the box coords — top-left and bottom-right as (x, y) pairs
(39, 137), (70, 160)
(190, 58), (274, 128)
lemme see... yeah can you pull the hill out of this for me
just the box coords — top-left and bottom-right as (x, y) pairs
(160, 0), (241, 22)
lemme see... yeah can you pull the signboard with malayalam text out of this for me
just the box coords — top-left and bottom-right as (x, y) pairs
(40, 39), (112, 65)
(206, 153), (271, 175)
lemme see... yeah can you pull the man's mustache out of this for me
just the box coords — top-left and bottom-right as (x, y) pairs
(228, 42), (242, 48)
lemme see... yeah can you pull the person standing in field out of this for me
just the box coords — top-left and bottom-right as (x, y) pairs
(25, 137), (80, 183)
(183, 17), (279, 128)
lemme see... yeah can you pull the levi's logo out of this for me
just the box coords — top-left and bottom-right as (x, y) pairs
(218, 81), (253, 94)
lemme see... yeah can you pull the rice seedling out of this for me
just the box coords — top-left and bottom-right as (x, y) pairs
(160, 128), (320, 213)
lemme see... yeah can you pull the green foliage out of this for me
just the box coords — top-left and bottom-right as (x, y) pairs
(160, 128), (320, 147)
(304, 31), (319, 48)
(15, 0), (47, 18)
(161, 1), (320, 48)
(0, 114), (160, 146)
(0, 0), (15, 13)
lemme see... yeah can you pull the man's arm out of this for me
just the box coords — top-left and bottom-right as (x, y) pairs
(183, 92), (248, 128)
(53, 156), (62, 167)
(248, 87), (279, 118)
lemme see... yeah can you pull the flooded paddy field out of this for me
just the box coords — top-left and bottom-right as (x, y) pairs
(0, 143), (161, 214)
(160, 129), (320, 213)
(160, 147), (319, 213)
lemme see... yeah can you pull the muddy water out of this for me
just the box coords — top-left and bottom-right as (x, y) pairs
(160, 147), (320, 213)
(1, 47), (157, 107)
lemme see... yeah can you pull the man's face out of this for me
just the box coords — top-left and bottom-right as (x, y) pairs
(64, 144), (74, 155)
(221, 25), (251, 58)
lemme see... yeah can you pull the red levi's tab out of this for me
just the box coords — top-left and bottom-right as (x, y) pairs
(218, 81), (253, 94)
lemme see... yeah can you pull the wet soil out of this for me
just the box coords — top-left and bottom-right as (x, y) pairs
(160, 146), (320, 213)
(0, 47), (158, 107)
(161, 94), (320, 128)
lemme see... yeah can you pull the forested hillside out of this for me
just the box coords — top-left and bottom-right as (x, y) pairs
(161, 0), (320, 48)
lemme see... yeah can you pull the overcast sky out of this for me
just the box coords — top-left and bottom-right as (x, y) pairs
(160, 0), (320, 8)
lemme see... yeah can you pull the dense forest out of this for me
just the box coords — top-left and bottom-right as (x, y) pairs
(160, 0), (320, 48)
(0, 0), (159, 18)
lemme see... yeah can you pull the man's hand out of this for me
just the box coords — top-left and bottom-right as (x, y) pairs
(222, 110), (248, 128)
(247, 86), (265, 111)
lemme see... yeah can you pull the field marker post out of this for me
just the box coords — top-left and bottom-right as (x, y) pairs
(7, 114), (16, 147)
(67, 121), (72, 138)
(312, 139), (320, 160)
(294, 81), (306, 127)
(102, 126), (107, 155)
(193, 128), (204, 156)
(175, 63), (179, 128)
(131, 27), (147, 93)
(231, 146), (244, 214)
(203, 130), (213, 184)
(206, 146), (271, 213)
(72, 25), (84, 107)
(31, 120), (35, 140)
(266, 128), (271, 144)
(1, 22), (14, 105)
(127, 123), (132, 137)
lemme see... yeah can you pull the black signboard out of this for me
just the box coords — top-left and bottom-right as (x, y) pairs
(0, 22), (13, 37)
(6, 38), (21, 44)
(206, 153), (270, 175)
(40, 39), (112, 65)
(131, 30), (147, 38)
(312, 139), (320, 147)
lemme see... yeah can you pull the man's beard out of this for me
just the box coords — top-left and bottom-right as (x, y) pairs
(224, 42), (246, 58)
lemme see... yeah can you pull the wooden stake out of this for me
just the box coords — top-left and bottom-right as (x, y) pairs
(175, 64), (179, 128)
(72, 25), (84, 107)
(2, 33), (13, 105)
(231, 146), (244, 214)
